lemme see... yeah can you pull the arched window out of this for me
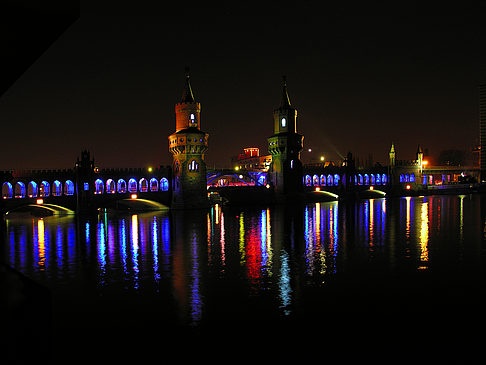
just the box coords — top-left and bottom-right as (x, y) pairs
(358, 174), (363, 185)
(40, 181), (50, 197)
(304, 175), (312, 186)
(327, 174), (333, 186)
(27, 181), (38, 198)
(2, 182), (13, 199)
(399, 174), (404, 183)
(117, 179), (127, 193)
(370, 174), (375, 185)
(313, 175), (319, 186)
(149, 178), (159, 192)
(15, 182), (26, 198)
(375, 174), (381, 185)
(64, 180), (75, 195)
(106, 179), (115, 194)
(139, 178), (148, 192)
(334, 174), (340, 186)
(410, 173), (415, 182)
(405, 174), (410, 182)
(128, 178), (137, 193)
(320, 175), (326, 186)
(188, 160), (199, 172)
(382, 174), (387, 185)
(422, 175), (427, 185)
(94, 179), (104, 194)
(52, 180), (62, 196)
(160, 178), (169, 191)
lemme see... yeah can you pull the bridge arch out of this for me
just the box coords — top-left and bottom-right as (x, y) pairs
(64, 180), (75, 195)
(106, 179), (115, 194)
(160, 178), (169, 191)
(313, 174), (319, 186)
(40, 181), (50, 197)
(128, 178), (137, 193)
(149, 178), (158, 192)
(53, 180), (62, 196)
(15, 182), (26, 198)
(334, 174), (340, 186)
(139, 178), (148, 192)
(117, 179), (127, 193)
(27, 181), (38, 198)
(94, 179), (104, 194)
(2, 182), (13, 199)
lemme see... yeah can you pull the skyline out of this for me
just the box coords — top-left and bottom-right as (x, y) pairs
(0, 2), (485, 169)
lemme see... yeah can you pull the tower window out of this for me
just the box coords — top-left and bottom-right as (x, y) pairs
(188, 160), (199, 172)
(281, 118), (286, 127)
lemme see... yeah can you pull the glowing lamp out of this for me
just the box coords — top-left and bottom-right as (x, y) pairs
(131, 194), (138, 199)
(406, 184), (411, 190)
(148, 167), (153, 172)
(235, 166), (239, 171)
(265, 184), (270, 189)
(369, 186), (374, 191)
(422, 160), (428, 166)
(315, 187), (321, 192)
(36, 199), (43, 205)
(320, 156), (325, 162)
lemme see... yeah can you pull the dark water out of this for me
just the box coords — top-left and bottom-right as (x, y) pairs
(4, 194), (486, 362)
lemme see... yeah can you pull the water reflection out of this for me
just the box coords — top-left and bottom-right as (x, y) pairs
(3, 195), (482, 326)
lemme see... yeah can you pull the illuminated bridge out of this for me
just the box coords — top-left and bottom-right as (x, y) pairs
(0, 151), (172, 215)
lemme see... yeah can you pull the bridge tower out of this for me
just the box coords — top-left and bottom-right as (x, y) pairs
(168, 70), (209, 209)
(267, 76), (304, 199)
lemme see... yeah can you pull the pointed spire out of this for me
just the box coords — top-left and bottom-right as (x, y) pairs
(280, 75), (291, 108)
(417, 144), (423, 154)
(181, 66), (195, 103)
(390, 142), (395, 153)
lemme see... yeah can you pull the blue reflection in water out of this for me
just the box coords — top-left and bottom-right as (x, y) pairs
(279, 249), (292, 315)
(190, 234), (202, 325)
(97, 221), (106, 286)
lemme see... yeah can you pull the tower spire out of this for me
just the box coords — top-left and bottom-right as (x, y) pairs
(181, 66), (195, 103)
(280, 75), (291, 108)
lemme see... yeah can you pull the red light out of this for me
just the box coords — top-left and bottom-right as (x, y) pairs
(406, 184), (411, 190)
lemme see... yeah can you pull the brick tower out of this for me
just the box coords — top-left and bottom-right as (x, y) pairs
(168, 70), (209, 209)
(267, 76), (304, 199)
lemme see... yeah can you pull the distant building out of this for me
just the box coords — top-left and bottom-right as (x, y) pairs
(231, 147), (272, 172)
(479, 84), (486, 181)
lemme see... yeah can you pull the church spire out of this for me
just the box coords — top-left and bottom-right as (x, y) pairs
(181, 67), (195, 103)
(280, 75), (291, 108)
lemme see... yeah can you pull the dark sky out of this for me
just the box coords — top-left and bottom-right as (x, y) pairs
(1, 1), (485, 169)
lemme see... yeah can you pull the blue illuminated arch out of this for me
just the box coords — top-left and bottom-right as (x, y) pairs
(139, 178), (148, 192)
(2, 182), (13, 199)
(334, 174), (340, 186)
(27, 181), (38, 198)
(64, 180), (75, 195)
(320, 174), (326, 186)
(40, 181), (50, 197)
(382, 174), (387, 185)
(160, 178), (169, 192)
(117, 179), (127, 193)
(128, 178), (137, 193)
(358, 174), (363, 185)
(410, 173), (415, 182)
(53, 180), (62, 196)
(364, 174), (369, 185)
(399, 174), (404, 183)
(376, 174), (381, 185)
(15, 181), (26, 198)
(327, 174), (333, 186)
(370, 174), (375, 185)
(106, 179), (115, 194)
(94, 179), (104, 194)
(149, 178), (159, 192)
(304, 175), (312, 186)
(313, 174), (319, 186)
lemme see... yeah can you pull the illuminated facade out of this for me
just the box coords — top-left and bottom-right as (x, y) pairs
(267, 77), (304, 197)
(231, 147), (272, 171)
(168, 71), (209, 209)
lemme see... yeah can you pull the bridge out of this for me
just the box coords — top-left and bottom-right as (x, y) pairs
(0, 151), (172, 215)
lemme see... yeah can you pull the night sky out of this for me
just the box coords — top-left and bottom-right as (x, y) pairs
(1, 1), (485, 169)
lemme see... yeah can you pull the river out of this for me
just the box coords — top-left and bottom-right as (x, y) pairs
(3, 194), (486, 362)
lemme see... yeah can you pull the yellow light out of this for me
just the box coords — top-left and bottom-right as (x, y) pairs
(369, 186), (374, 190)
(131, 194), (138, 199)
(265, 184), (270, 189)
(235, 166), (239, 171)
(148, 166), (153, 172)
(315, 187), (321, 191)
(422, 160), (428, 166)
(406, 184), (411, 190)
(320, 156), (325, 162)
(36, 198), (43, 205)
